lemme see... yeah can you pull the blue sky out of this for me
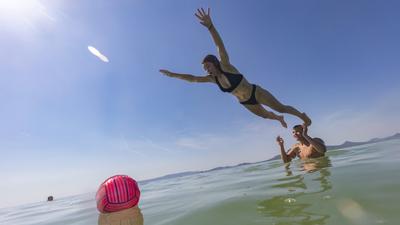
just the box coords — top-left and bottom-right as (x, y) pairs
(1, 0), (400, 208)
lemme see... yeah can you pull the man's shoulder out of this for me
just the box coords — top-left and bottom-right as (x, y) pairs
(313, 137), (325, 145)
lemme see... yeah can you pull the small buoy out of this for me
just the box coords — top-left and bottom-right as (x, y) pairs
(47, 196), (54, 201)
(96, 175), (141, 213)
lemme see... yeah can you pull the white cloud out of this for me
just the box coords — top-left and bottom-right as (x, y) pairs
(166, 88), (400, 161)
(170, 121), (286, 164)
(175, 137), (206, 150)
(313, 89), (400, 145)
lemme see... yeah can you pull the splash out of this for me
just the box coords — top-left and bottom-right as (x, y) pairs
(284, 198), (296, 203)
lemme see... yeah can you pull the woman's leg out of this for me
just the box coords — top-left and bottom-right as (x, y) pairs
(242, 104), (287, 128)
(255, 86), (311, 126)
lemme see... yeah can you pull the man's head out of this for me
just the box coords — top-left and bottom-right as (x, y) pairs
(202, 54), (222, 75)
(292, 125), (303, 141)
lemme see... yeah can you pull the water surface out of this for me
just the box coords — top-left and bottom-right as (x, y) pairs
(1, 140), (399, 225)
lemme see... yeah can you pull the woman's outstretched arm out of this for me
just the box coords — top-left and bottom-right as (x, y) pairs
(195, 8), (230, 66)
(160, 69), (213, 83)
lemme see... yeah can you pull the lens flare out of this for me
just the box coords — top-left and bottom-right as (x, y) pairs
(88, 46), (109, 63)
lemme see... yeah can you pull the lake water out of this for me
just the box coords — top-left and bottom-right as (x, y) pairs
(1, 140), (399, 225)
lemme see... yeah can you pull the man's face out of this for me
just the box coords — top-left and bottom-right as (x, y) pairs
(292, 128), (303, 141)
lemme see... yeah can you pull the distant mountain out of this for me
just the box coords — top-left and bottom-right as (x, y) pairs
(139, 161), (258, 185)
(266, 154), (281, 161)
(139, 133), (400, 185)
(327, 133), (400, 150)
(139, 171), (199, 185)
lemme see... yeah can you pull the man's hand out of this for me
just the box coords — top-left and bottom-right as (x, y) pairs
(276, 136), (284, 146)
(195, 8), (213, 29)
(301, 123), (309, 137)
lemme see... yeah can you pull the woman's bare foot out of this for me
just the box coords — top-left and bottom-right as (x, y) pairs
(301, 113), (312, 126)
(278, 115), (288, 128)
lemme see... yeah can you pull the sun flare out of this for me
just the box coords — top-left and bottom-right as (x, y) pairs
(0, 0), (52, 27)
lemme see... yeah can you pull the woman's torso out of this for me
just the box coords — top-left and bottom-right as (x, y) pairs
(214, 63), (253, 102)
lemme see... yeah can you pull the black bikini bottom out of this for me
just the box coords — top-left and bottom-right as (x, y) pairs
(240, 84), (258, 105)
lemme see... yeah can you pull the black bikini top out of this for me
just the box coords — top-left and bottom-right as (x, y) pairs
(215, 71), (244, 92)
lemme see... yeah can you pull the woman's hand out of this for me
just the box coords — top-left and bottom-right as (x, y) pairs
(195, 8), (213, 29)
(159, 69), (174, 77)
(276, 136), (284, 146)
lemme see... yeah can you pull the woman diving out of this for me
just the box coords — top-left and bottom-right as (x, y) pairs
(160, 8), (311, 128)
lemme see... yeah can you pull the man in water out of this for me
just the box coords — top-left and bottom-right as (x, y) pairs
(276, 124), (326, 163)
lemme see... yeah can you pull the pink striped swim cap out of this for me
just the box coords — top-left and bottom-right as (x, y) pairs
(96, 175), (141, 213)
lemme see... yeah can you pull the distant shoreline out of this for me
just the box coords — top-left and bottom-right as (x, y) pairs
(139, 133), (400, 185)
